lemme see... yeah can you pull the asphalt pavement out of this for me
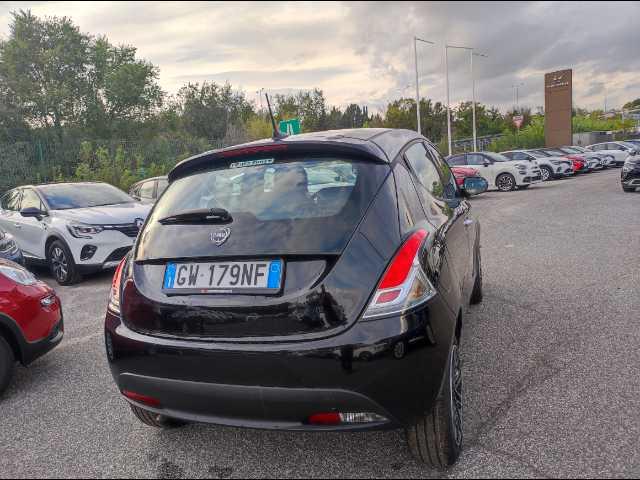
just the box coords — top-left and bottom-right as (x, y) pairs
(1, 169), (638, 478)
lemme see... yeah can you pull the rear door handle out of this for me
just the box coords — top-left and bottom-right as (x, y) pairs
(14, 223), (22, 229)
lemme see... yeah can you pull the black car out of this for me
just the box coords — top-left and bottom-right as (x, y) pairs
(621, 156), (640, 192)
(0, 228), (24, 265)
(105, 128), (487, 468)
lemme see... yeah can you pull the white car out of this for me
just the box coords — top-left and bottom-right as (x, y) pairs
(585, 141), (638, 166)
(501, 150), (574, 181)
(0, 182), (151, 285)
(446, 151), (542, 191)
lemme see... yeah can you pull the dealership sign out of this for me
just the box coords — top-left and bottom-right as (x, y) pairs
(544, 69), (573, 147)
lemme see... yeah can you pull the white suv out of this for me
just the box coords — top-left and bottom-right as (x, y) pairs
(446, 151), (542, 191)
(501, 150), (574, 181)
(0, 182), (151, 285)
(585, 141), (638, 166)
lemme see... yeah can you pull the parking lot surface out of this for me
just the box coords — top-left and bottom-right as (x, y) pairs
(1, 169), (638, 478)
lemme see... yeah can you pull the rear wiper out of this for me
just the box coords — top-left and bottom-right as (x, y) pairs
(159, 208), (232, 225)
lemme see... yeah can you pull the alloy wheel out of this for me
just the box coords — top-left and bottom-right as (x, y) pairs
(497, 175), (515, 191)
(51, 247), (68, 282)
(450, 343), (463, 448)
(541, 167), (550, 181)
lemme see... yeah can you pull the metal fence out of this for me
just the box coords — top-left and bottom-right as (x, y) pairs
(452, 134), (505, 153)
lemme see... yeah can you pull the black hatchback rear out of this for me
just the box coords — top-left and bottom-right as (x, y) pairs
(105, 128), (484, 469)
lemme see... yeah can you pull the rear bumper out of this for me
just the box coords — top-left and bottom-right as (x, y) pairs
(105, 294), (457, 431)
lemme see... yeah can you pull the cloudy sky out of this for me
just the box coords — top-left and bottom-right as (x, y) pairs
(0, 1), (639, 113)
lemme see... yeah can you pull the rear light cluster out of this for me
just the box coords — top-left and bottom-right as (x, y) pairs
(307, 412), (387, 426)
(108, 257), (127, 315)
(363, 229), (436, 319)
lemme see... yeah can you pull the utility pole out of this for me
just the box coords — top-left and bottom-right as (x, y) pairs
(414, 37), (435, 135)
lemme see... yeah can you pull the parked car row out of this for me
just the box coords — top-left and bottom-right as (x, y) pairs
(445, 140), (640, 193)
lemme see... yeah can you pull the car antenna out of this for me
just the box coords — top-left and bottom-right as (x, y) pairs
(265, 92), (288, 140)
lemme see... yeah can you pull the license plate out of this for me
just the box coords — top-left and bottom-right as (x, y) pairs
(163, 259), (283, 294)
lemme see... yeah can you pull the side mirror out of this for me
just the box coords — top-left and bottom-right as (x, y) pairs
(20, 207), (46, 220)
(483, 159), (491, 167)
(462, 177), (488, 197)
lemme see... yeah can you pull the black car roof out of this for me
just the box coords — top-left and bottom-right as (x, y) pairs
(169, 128), (424, 182)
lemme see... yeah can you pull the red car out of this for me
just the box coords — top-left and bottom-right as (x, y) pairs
(0, 259), (63, 395)
(451, 166), (482, 187)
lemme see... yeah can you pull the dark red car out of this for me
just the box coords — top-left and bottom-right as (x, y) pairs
(451, 166), (482, 187)
(0, 259), (63, 394)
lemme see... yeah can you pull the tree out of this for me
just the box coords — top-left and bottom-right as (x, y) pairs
(454, 102), (506, 139)
(382, 97), (447, 142)
(274, 89), (327, 132)
(0, 10), (89, 136)
(85, 37), (163, 138)
(623, 98), (640, 110)
(175, 82), (252, 140)
(246, 114), (272, 140)
(0, 10), (164, 140)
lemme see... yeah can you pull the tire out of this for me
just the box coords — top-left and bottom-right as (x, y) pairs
(495, 173), (516, 192)
(129, 404), (187, 429)
(48, 240), (81, 286)
(0, 336), (15, 396)
(470, 244), (483, 305)
(540, 166), (552, 182)
(622, 186), (635, 193)
(407, 338), (463, 469)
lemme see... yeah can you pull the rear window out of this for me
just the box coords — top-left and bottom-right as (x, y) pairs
(153, 157), (387, 223)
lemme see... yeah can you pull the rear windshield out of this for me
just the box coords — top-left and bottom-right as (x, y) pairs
(39, 183), (134, 210)
(153, 156), (388, 224)
(528, 151), (547, 158)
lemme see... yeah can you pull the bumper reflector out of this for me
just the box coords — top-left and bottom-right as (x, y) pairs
(307, 412), (387, 425)
(122, 390), (161, 408)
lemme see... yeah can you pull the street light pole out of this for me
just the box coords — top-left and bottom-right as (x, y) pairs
(445, 44), (486, 154)
(444, 45), (452, 155)
(512, 83), (524, 113)
(470, 52), (488, 151)
(414, 37), (435, 135)
(414, 39), (420, 135)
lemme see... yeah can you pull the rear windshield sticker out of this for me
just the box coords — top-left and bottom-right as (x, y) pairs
(229, 158), (275, 169)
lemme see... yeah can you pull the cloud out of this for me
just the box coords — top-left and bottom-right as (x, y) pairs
(0, 1), (638, 112)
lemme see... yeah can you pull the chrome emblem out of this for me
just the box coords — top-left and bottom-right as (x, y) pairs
(210, 227), (231, 246)
(135, 218), (144, 229)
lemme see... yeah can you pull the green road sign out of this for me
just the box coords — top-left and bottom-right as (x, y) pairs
(279, 118), (301, 135)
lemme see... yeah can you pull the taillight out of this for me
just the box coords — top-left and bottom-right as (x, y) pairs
(307, 412), (387, 425)
(108, 257), (127, 315)
(363, 229), (436, 319)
